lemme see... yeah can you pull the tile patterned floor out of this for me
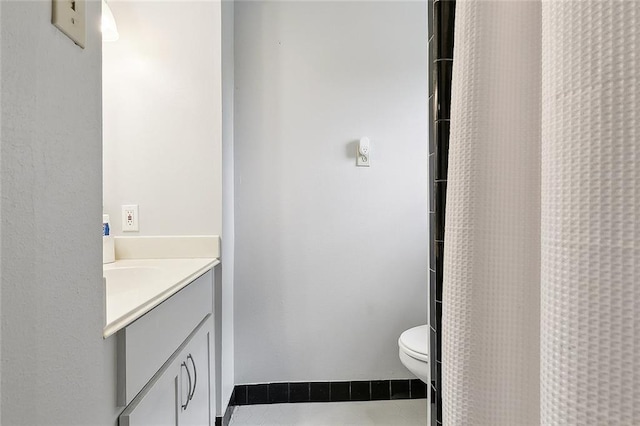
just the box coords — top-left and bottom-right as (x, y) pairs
(229, 399), (427, 425)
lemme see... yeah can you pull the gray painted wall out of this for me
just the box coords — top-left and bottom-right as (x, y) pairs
(0, 1), (119, 424)
(234, 1), (428, 384)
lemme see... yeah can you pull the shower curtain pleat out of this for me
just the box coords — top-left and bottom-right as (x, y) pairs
(540, 2), (640, 424)
(444, 0), (640, 424)
(442, 1), (541, 424)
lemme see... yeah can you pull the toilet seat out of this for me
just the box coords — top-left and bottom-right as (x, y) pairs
(398, 325), (428, 362)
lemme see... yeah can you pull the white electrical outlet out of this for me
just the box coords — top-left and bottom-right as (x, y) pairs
(356, 137), (371, 167)
(356, 153), (370, 167)
(122, 205), (139, 232)
(51, 0), (86, 48)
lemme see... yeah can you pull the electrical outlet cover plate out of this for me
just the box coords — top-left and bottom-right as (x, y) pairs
(356, 153), (370, 167)
(52, 0), (86, 48)
(122, 205), (139, 232)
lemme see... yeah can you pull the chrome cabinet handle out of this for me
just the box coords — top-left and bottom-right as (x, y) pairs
(187, 354), (197, 401)
(181, 361), (192, 410)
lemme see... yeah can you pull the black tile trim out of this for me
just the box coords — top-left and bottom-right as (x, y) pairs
(234, 385), (248, 405)
(247, 384), (269, 404)
(429, 154), (435, 211)
(434, 0), (456, 60)
(434, 60), (453, 121)
(289, 382), (310, 403)
(330, 381), (350, 402)
(269, 382), (289, 404)
(217, 387), (237, 426)
(431, 0), (455, 424)
(310, 382), (330, 402)
(429, 98), (435, 154)
(434, 182), (447, 242)
(390, 380), (410, 400)
(351, 381), (370, 401)
(230, 380), (427, 406)
(434, 241), (444, 301)
(410, 379), (427, 399)
(435, 121), (450, 181)
(430, 269), (437, 307)
(371, 380), (391, 400)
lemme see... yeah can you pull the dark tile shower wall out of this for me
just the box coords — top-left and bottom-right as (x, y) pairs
(429, 0), (455, 425)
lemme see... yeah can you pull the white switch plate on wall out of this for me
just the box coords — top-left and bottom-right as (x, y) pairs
(122, 205), (139, 232)
(51, 0), (86, 48)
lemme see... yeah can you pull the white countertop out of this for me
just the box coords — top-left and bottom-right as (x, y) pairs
(103, 258), (219, 338)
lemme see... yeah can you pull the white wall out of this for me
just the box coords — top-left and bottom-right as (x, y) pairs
(220, 0), (235, 414)
(234, 1), (428, 383)
(0, 1), (119, 423)
(103, 1), (222, 237)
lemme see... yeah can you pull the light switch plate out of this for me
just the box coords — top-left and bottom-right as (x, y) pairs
(52, 0), (86, 48)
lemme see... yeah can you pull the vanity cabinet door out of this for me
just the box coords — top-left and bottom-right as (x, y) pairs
(118, 369), (178, 426)
(178, 324), (212, 426)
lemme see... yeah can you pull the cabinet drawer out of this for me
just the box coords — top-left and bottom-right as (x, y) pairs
(117, 270), (213, 406)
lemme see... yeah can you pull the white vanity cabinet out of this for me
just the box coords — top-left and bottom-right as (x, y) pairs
(116, 268), (216, 426)
(119, 315), (213, 426)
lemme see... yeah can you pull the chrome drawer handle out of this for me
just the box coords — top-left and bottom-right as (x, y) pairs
(181, 361), (192, 410)
(187, 354), (197, 401)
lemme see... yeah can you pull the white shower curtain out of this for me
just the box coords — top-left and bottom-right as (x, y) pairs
(442, 1), (640, 425)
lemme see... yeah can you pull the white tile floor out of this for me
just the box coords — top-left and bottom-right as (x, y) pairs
(228, 400), (427, 426)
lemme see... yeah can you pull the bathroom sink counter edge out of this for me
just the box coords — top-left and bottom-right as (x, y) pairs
(103, 257), (220, 338)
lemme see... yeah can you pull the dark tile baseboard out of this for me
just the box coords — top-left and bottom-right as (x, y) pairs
(230, 379), (427, 406)
(215, 391), (237, 426)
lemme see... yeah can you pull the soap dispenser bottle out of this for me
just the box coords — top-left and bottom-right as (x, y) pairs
(103, 214), (115, 264)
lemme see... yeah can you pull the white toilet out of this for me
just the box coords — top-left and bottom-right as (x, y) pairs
(398, 325), (429, 384)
